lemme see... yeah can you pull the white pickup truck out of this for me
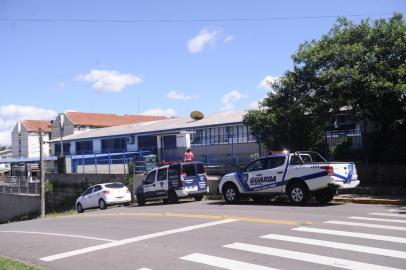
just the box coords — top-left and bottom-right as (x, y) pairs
(219, 151), (359, 205)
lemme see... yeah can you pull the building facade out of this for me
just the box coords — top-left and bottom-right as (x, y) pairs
(11, 120), (52, 158)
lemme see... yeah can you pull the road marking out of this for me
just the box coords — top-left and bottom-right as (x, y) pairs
(387, 209), (406, 213)
(137, 268), (152, 270)
(224, 242), (403, 270)
(349, 216), (406, 224)
(80, 212), (300, 225)
(325, 220), (406, 231)
(370, 213), (406, 218)
(0, 231), (115, 242)
(293, 227), (406, 244)
(180, 253), (279, 270)
(261, 234), (406, 259)
(40, 219), (237, 262)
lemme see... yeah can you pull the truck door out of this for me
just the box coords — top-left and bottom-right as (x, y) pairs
(143, 170), (157, 199)
(263, 156), (287, 192)
(155, 167), (169, 198)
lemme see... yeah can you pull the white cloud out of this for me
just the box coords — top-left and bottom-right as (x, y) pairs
(76, 69), (143, 93)
(249, 96), (266, 109)
(220, 90), (246, 111)
(187, 27), (221, 53)
(258, 75), (279, 90)
(142, 108), (176, 117)
(224, 36), (235, 43)
(166, 90), (198, 101)
(58, 82), (65, 88)
(0, 104), (57, 146)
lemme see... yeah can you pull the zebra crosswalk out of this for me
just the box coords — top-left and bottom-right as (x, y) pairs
(179, 210), (406, 270)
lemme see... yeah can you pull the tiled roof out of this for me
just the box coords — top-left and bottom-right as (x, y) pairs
(65, 112), (166, 127)
(51, 111), (245, 142)
(22, 120), (52, 133)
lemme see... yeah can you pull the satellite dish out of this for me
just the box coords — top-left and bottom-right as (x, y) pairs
(190, 111), (204, 120)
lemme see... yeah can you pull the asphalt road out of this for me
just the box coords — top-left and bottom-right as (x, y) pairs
(0, 200), (405, 270)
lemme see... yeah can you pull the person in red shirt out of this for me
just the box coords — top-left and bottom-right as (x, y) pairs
(183, 148), (194, 162)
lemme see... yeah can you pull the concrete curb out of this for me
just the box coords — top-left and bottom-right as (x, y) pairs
(333, 196), (406, 205)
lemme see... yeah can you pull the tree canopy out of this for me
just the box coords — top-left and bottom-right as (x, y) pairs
(244, 13), (406, 152)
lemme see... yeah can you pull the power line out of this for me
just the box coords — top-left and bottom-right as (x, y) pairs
(0, 12), (397, 24)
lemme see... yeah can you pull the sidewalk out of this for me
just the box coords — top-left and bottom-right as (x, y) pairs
(333, 194), (406, 205)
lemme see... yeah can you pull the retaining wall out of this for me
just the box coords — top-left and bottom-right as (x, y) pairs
(0, 193), (40, 223)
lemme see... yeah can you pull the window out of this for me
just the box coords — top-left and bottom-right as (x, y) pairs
(76, 141), (93, 154)
(145, 170), (156, 184)
(54, 143), (71, 155)
(266, 157), (286, 169)
(105, 183), (125, 189)
(83, 187), (94, 195)
(93, 185), (102, 192)
(138, 135), (157, 154)
(101, 138), (127, 153)
(196, 163), (205, 174)
(157, 168), (168, 181)
(168, 164), (181, 181)
(290, 155), (303, 165)
(245, 158), (267, 172)
(182, 163), (196, 176)
(163, 136), (176, 149)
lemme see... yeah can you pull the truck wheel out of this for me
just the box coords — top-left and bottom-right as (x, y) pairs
(168, 190), (179, 204)
(223, 184), (240, 203)
(287, 182), (309, 205)
(76, 203), (84, 213)
(194, 195), (203, 201)
(136, 193), (145, 206)
(99, 199), (107, 210)
(314, 188), (335, 204)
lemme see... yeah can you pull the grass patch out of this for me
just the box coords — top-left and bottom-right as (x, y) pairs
(0, 256), (44, 270)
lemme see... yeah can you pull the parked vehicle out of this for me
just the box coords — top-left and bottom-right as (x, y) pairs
(134, 161), (208, 206)
(219, 151), (359, 205)
(76, 182), (131, 213)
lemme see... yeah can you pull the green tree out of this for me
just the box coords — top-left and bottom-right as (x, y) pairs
(245, 13), (406, 153)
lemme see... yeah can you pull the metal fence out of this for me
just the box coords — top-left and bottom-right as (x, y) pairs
(0, 176), (40, 195)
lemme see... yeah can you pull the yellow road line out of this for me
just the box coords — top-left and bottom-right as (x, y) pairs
(81, 211), (305, 225)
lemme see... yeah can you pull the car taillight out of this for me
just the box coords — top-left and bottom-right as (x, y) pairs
(126, 188), (130, 193)
(103, 190), (111, 194)
(179, 170), (185, 186)
(321, 166), (334, 176)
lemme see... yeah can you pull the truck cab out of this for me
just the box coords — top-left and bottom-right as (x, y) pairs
(134, 161), (209, 206)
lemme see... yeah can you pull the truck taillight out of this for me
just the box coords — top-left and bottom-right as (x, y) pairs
(179, 170), (185, 186)
(321, 166), (334, 176)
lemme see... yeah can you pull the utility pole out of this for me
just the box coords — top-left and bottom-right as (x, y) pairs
(39, 128), (45, 218)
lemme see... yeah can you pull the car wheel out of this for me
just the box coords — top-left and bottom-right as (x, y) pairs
(168, 190), (179, 204)
(223, 184), (240, 203)
(162, 198), (168, 204)
(123, 202), (130, 207)
(136, 193), (145, 206)
(194, 195), (204, 201)
(287, 182), (309, 205)
(76, 203), (84, 213)
(98, 199), (107, 210)
(314, 188), (335, 204)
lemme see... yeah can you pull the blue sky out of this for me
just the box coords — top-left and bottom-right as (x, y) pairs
(0, 0), (405, 145)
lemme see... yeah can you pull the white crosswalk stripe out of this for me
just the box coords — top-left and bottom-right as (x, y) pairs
(370, 212), (406, 218)
(180, 253), (279, 270)
(260, 234), (406, 259)
(224, 242), (403, 270)
(387, 209), (406, 212)
(325, 220), (406, 231)
(293, 227), (406, 243)
(349, 216), (406, 224)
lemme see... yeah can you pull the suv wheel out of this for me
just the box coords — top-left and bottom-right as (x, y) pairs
(137, 193), (145, 206)
(223, 184), (240, 203)
(287, 182), (309, 205)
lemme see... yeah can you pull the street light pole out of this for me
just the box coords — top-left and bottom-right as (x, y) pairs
(39, 128), (45, 218)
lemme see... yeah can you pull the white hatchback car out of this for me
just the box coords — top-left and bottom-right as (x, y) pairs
(76, 182), (131, 213)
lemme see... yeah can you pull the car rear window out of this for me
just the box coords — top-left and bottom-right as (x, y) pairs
(182, 163), (196, 176)
(105, 183), (125, 189)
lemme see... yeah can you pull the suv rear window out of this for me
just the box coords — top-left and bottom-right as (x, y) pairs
(105, 183), (125, 189)
(182, 163), (196, 176)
